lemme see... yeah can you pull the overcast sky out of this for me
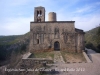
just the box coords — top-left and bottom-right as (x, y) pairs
(0, 0), (100, 35)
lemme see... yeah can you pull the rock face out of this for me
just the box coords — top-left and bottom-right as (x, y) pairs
(30, 6), (85, 53)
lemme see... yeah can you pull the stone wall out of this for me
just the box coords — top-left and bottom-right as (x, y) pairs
(30, 21), (84, 53)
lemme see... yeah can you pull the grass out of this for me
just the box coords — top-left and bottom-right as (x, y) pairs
(29, 51), (54, 60)
(61, 51), (86, 63)
(29, 50), (86, 63)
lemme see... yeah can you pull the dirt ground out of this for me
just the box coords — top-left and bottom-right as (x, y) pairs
(61, 51), (87, 63)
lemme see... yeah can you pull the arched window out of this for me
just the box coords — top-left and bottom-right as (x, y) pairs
(37, 10), (42, 17)
(37, 10), (39, 16)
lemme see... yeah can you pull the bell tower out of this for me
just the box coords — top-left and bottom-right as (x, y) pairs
(34, 6), (45, 22)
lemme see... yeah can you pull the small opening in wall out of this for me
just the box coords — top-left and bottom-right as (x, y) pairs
(37, 39), (39, 44)
(37, 10), (42, 17)
(37, 11), (39, 16)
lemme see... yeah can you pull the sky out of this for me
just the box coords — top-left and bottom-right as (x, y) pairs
(0, 0), (100, 35)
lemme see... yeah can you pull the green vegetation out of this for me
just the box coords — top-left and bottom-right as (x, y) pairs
(0, 32), (30, 65)
(85, 26), (100, 52)
(29, 51), (54, 59)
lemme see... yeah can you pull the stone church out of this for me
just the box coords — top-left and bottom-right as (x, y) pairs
(30, 6), (85, 53)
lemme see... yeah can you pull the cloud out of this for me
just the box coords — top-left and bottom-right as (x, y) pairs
(73, 1), (100, 14)
(47, 8), (100, 32)
(0, 16), (33, 35)
(95, 1), (100, 5)
(74, 6), (93, 13)
(2, 0), (31, 6)
(0, 0), (100, 35)
(72, 15), (100, 31)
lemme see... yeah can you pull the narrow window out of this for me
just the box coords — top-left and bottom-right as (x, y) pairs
(37, 11), (39, 16)
(37, 39), (39, 44)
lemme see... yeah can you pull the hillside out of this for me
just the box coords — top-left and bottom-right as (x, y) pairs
(0, 32), (30, 66)
(85, 26), (100, 52)
(0, 32), (30, 45)
(85, 27), (99, 45)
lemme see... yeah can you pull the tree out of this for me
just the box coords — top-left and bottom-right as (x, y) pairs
(96, 25), (100, 52)
(97, 44), (100, 50)
(97, 25), (100, 43)
(96, 25), (100, 44)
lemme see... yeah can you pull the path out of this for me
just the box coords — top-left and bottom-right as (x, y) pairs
(46, 49), (100, 75)
(54, 51), (65, 64)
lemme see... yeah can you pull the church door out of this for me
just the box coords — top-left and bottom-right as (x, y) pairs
(54, 41), (60, 51)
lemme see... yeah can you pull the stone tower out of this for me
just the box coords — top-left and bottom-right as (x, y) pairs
(34, 6), (45, 22)
(48, 12), (56, 21)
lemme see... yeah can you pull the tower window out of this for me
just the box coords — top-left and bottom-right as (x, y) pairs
(37, 10), (42, 17)
(37, 11), (39, 16)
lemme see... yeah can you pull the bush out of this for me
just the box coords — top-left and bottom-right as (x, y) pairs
(85, 42), (96, 50)
(0, 45), (8, 60)
(97, 44), (100, 49)
(85, 42), (100, 52)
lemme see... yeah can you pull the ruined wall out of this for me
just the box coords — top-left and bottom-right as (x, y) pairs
(75, 28), (85, 53)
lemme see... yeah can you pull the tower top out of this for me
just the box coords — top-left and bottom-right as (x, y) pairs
(34, 6), (45, 22)
(48, 12), (57, 21)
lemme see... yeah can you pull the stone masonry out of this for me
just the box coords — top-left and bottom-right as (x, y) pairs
(30, 6), (85, 53)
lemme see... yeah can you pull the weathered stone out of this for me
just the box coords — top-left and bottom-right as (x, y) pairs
(30, 6), (85, 53)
